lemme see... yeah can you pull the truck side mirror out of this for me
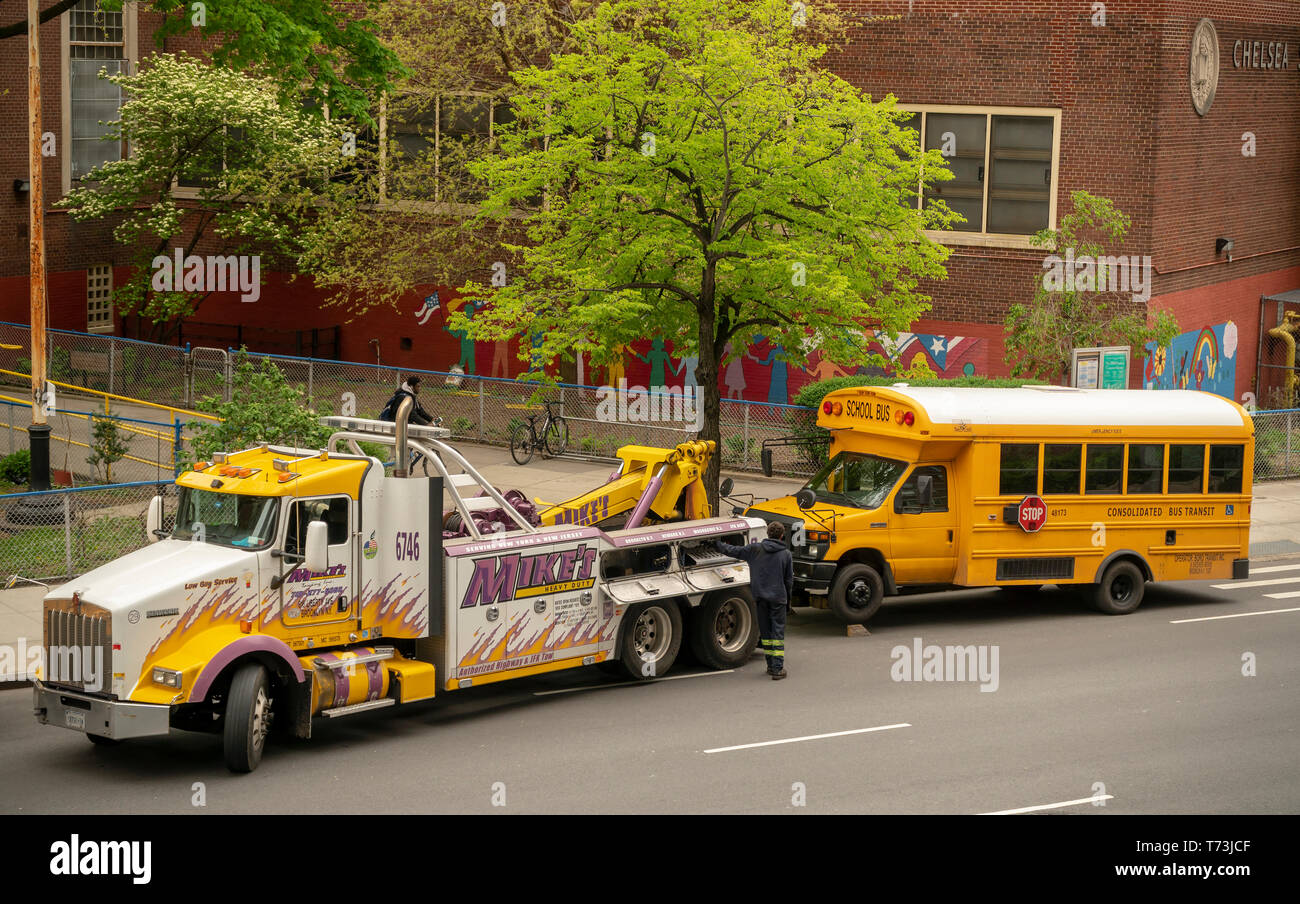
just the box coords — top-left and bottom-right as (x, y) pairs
(760, 448), (773, 477)
(795, 487), (816, 510)
(146, 495), (164, 543)
(304, 521), (329, 573)
(916, 474), (934, 508)
(719, 477), (734, 497)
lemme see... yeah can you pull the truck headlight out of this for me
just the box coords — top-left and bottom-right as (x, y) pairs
(152, 667), (183, 689)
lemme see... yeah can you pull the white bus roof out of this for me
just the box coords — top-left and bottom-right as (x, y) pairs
(847, 386), (1251, 429)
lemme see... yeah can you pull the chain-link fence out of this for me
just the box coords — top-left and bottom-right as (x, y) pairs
(0, 398), (189, 485)
(1251, 408), (1300, 481)
(0, 481), (174, 583)
(5, 320), (1300, 482)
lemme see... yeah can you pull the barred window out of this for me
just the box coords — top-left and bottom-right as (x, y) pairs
(69, 0), (125, 180)
(86, 264), (113, 332)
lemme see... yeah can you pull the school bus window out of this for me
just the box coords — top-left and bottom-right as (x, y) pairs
(895, 465), (949, 512)
(1085, 444), (1124, 494)
(1043, 444), (1082, 495)
(1126, 444), (1163, 494)
(1168, 444), (1206, 494)
(999, 444), (1039, 496)
(1209, 444), (1245, 493)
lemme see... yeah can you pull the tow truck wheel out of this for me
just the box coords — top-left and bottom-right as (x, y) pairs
(618, 602), (683, 680)
(829, 563), (885, 625)
(689, 588), (758, 670)
(224, 663), (273, 773)
(1092, 560), (1145, 615)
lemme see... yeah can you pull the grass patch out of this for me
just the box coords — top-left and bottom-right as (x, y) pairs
(0, 515), (144, 579)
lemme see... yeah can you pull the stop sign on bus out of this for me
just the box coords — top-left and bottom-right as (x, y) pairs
(1017, 495), (1047, 533)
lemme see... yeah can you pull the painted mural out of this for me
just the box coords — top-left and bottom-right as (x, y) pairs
(1143, 321), (1238, 400)
(410, 287), (992, 405)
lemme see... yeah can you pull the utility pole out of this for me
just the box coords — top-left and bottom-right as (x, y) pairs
(27, 0), (51, 493)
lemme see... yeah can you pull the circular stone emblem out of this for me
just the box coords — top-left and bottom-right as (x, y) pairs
(1190, 18), (1220, 116)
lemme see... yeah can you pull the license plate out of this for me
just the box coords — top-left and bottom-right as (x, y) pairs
(64, 710), (85, 731)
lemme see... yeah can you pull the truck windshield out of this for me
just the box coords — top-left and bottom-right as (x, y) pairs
(805, 452), (907, 511)
(171, 488), (279, 550)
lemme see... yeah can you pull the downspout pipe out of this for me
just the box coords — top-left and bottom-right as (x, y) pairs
(1268, 321), (1298, 407)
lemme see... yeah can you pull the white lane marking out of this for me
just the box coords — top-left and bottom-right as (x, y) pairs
(1170, 607), (1300, 624)
(1265, 591), (1300, 600)
(533, 669), (734, 696)
(703, 723), (911, 754)
(1245, 563), (1300, 574)
(981, 794), (1113, 815)
(1211, 576), (1300, 589)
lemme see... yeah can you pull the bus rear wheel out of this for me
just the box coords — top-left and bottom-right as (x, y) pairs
(1092, 561), (1145, 615)
(830, 564), (884, 624)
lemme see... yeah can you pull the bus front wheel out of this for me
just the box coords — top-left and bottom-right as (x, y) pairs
(1092, 561), (1145, 615)
(830, 564), (884, 624)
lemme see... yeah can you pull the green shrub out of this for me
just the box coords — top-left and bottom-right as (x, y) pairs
(0, 449), (31, 484)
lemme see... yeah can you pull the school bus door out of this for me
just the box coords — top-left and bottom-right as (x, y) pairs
(888, 464), (957, 585)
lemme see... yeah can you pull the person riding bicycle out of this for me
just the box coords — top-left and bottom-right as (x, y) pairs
(380, 375), (435, 427)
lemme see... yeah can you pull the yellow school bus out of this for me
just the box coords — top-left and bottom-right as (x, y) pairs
(752, 385), (1253, 623)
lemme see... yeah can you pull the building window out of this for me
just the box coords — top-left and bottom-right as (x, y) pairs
(384, 95), (506, 204)
(86, 264), (113, 333)
(69, 0), (125, 181)
(898, 105), (1059, 242)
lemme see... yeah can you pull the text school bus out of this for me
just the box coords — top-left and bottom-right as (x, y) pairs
(754, 386), (1253, 623)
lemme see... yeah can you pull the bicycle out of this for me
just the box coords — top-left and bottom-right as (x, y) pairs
(510, 401), (569, 464)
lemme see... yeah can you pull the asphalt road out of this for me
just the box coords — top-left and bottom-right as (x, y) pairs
(2, 561), (1297, 815)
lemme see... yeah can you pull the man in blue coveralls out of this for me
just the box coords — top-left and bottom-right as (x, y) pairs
(715, 522), (794, 680)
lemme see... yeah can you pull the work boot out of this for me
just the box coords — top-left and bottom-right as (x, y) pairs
(770, 669), (788, 680)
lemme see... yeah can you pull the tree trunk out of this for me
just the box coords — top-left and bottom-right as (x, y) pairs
(697, 299), (722, 515)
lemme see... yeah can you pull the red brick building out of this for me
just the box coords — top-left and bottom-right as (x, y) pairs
(2, 1), (1298, 404)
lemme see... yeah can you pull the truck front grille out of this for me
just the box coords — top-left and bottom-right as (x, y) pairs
(43, 598), (113, 695)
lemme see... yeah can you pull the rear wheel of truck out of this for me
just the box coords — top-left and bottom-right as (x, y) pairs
(829, 563), (885, 625)
(1092, 560), (1145, 615)
(617, 602), (682, 680)
(689, 588), (758, 670)
(86, 733), (120, 746)
(224, 663), (273, 773)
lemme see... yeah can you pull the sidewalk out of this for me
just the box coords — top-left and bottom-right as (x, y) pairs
(3, 442), (1297, 684)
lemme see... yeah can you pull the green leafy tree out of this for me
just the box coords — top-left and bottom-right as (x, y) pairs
(2, 0), (404, 120)
(445, 0), (956, 499)
(58, 54), (355, 338)
(188, 353), (332, 462)
(1003, 190), (1179, 382)
(86, 418), (130, 483)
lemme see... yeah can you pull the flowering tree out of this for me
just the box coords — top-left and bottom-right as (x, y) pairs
(58, 55), (353, 336)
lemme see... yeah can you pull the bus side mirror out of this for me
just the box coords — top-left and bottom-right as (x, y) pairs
(304, 521), (329, 574)
(916, 474), (934, 508)
(795, 488), (816, 510)
(146, 495), (164, 542)
(760, 448), (773, 477)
